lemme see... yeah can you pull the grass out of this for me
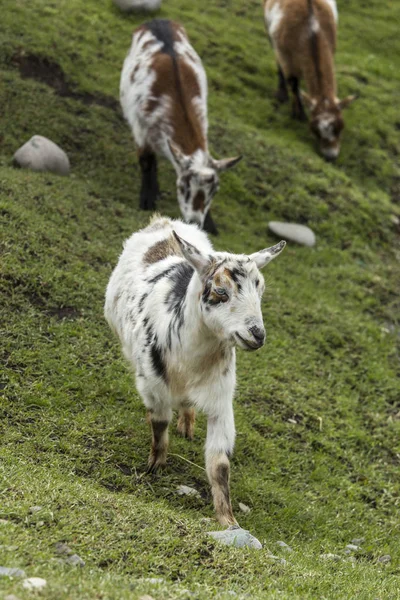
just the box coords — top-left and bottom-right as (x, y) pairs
(1, 0), (400, 598)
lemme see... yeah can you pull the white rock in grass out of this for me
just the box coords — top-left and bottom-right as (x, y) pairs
(5, 595), (22, 600)
(13, 135), (70, 176)
(276, 540), (293, 552)
(29, 506), (43, 514)
(378, 555), (391, 564)
(268, 221), (316, 247)
(176, 485), (201, 498)
(208, 525), (262, 549)
(238, 502), (251, 514)
(320, 553), (341, 561)
(0, 567), (26, 578)
(345, 544), (361, 552)
(112, 0), (162, 12)
(22, 577), (47, 591)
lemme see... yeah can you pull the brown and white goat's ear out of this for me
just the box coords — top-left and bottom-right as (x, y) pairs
(249, 240), (286, 269)
(300, 91), (317, 110)
(172, 231), (212, 277)
(210, 155), (243, 172)
(168, 140), (190, 170)
(336, 95), (358, 110)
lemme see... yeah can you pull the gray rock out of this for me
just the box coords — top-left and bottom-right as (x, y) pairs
(351, 537), (365, 545)
(378, 555), (391, 564)
(0, 567), (26, 578)
(65, 553), (85, 567)
(346, 544), (361, 552)
(29, 506), (43, 514)
(276, 540), (293, 552)
(0, 566), (25, 578)
(112, 0), (162, 11)
(208, 525), (262, 549)
(176, 485), (201, 498)
(54, 542), (73, 555)
(268, 221), (316, 247)
(22, 577), (47, 591)
(13, 135), (70, 176)
(238, 502), (251, 514)
(320, 553), (341, 561)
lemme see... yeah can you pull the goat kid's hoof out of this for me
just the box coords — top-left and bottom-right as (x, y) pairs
(207, 525), (262, 549)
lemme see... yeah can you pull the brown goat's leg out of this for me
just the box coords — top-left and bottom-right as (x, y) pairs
(206, 452), (238, 527)
(147, 411), (169, 474)
(275, 65), (289, 104)
(288, 76), (307, 121)
(177, 407), (196, 440)
(138, 147), (159, 211)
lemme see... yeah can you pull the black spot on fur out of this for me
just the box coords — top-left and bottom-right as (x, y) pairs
(151, 340), (167, 382)
(165, 263), (194, 348)
(148, 264), (178, 285)
(138, 292), (148, 313)
(145, 19), (175, 57)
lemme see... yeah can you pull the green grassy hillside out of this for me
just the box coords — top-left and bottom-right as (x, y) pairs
(1, 0), (399, 598)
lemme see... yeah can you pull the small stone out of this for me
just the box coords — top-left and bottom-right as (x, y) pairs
(351, 537), (365, 545)
(65, 554), (85, 567)
(238, 502), (251, 514)
(268, 221), (316, 247)
(13, 135), (70, 176)
(139, 596), (156, 600)
(0, 519), (11, 525)
(0, 567), (26, 578)
(208, 525), (262, 549)
(276, 541), (293, 552)
(141, 578), (165, 584)
(5, 595), (21, 600)
(320, 553), (341, 561)
(112, 0), (162, 11)
(22, 577), (47, 591)
(29, 506), (43, 514)
(287, 418), (297, 424)
(346, 544), (361, 551)
(54, 542), (72, 555)
(346, 556), (357, 564)
(390, 215), (400, 226)
(176, 485), (201, 498)
(378, 555), (391, 564)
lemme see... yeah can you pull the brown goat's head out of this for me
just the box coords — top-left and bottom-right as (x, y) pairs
(301, 93), (357, 161)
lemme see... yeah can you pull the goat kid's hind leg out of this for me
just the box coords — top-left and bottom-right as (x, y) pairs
(275, 65), (289, 104)
(288, 76), (307, 121)
(206, 411), (237, 527)
(138, 147), (159, 211)
(177, 407), (196, 440)
(147, 409), (171, 474)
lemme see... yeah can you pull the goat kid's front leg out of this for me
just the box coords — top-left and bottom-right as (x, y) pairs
(147, 410), (170, 474)
(138, 148), (159, 211)
(206, 411), (237, 527)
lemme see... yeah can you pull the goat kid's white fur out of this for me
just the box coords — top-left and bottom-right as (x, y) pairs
(105, 216), (285, 524)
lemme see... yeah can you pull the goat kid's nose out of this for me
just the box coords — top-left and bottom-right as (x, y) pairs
(249, 326), (266, 346)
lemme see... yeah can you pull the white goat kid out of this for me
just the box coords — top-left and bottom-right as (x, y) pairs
(105, 215), (285, 526)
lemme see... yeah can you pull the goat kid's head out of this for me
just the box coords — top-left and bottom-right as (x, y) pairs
(301, 93), (358, 161)
(173, 231), (286, 351)
(169, 141), (242, 233)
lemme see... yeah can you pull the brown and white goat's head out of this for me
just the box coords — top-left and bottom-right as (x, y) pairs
(301, 93), (357, 161)
(169, 142), (242, 234)
(173, 231), (286, 350)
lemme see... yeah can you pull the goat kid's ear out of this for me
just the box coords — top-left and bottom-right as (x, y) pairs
(249, 240), (286, 269)
(210, 155), (243, 172)
(337, 95), (358, 110)
(173, 231), (211, 277)
(168, 140), (190, 170)
(300, 91), (316, 110)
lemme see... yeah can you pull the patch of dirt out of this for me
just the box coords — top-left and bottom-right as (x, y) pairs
(11, 51), (120, 112)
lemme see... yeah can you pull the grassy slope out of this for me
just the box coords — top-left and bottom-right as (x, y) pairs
(1, 0), (399, 598)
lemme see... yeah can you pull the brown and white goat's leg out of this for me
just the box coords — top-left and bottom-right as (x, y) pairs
(177, 406), (196, 440)
(288, 76), (307, 121)
(147, 410), (170, 474)
(138, 147), (159, 211)
(275, 65), (289, 104)
(206, 411), (238, 527)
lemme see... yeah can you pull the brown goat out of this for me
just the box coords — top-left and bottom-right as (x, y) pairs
(264, 0), (357, 160)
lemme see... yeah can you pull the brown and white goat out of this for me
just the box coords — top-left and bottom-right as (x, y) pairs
(120, 19), (242, 234)
(264, 0), (357, 160)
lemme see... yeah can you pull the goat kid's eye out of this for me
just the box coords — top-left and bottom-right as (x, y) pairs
(215, 287), (229, 301)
